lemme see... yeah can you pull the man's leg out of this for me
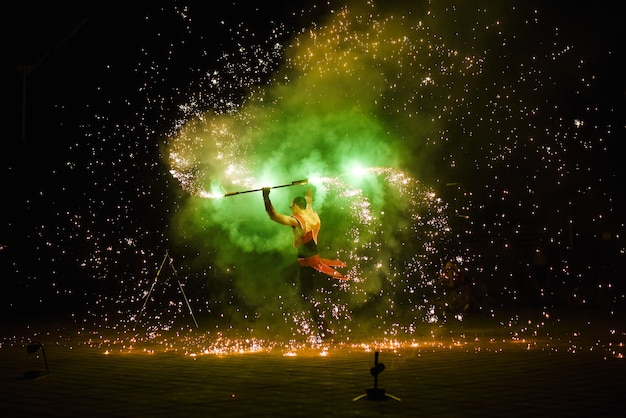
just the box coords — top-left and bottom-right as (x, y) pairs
(299, 265), (329, 338)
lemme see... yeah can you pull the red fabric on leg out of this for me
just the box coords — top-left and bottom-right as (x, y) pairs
(298, 255), (349, 280)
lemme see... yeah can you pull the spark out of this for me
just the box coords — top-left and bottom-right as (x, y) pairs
(6, 1), (621, 345)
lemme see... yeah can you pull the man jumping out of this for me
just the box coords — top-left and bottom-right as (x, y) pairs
(262, 187), (347, 338)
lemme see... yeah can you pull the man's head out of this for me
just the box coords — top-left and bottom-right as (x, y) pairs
(291, 196), (307, 212)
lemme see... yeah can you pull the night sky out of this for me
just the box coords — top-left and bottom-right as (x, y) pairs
(1, 1), (625, 335)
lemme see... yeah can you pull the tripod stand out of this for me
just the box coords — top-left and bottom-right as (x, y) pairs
(353, 351), (401, 401)
(133, 250), (199, 331)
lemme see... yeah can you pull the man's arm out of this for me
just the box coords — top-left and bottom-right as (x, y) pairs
(263, 188), (299, 227)
(305, 188), (313, 210)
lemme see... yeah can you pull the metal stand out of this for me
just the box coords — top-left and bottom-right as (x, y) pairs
(353, 351), (401, 401)
(133, 250), (198, 331)
(24, 341), (50, 380)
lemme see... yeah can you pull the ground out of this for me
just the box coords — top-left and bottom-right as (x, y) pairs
(1, 306), (625, 417)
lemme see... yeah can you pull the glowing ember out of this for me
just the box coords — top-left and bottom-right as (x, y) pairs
(3, 2), (623, 349)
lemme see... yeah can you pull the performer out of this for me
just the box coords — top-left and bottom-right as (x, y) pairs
(440, 260), (473, 312)
(263, 187), (347, 339)
(262, 187), (348, 280)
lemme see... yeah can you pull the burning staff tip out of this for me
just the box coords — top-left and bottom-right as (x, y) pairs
(199, 191), (226, 199)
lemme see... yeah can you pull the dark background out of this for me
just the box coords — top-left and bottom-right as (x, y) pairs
(1, 2), (624, 321)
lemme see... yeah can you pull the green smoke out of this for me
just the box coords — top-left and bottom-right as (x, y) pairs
(164, 3), (469, 336)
